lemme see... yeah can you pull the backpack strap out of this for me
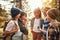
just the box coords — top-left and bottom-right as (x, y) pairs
(3, 19), (11, 31)
(40, 18), (44, 29)
(31, 18), (35, 27)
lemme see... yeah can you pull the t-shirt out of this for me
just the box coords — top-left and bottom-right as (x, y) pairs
(5, 20), (22, 36)
(44, 18), (50, 31)
(33, 18), (41, 32)
(5, 20), (16, 31)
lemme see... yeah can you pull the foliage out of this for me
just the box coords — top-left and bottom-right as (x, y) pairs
(0, 8), (8, 27)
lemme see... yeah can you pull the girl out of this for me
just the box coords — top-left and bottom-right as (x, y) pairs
(4, 8), (22, 40)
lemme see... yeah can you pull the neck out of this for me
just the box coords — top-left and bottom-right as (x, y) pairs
(35, 16), (41, 19)
(14, 18), (18, 21)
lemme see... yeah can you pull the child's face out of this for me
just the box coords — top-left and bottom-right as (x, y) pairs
(43, 13), (47, 17)
(21, 15), (27, 24)
(21, 15), (27, 21)
(43, 10), (47, 17)
(34, 9), (41, 18)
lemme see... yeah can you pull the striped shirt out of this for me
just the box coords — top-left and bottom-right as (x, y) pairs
(44, 18), (50, 31)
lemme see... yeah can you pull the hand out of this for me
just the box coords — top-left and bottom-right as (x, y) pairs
(41, 29), (47, 33)
(51, 22), (59, 27)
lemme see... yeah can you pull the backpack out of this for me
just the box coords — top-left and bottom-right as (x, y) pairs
(48, 25), (59, 40)
(3, 20), (16, 40)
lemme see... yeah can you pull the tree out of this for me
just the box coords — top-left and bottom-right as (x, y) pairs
(0, 7), (8, 27)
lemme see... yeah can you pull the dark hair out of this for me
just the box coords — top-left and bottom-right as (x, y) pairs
(20, 12), (27, 18)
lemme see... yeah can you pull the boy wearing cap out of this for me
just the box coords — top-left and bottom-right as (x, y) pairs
(4, 8), (22, 40)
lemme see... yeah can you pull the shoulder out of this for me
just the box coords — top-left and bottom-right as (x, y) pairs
(5, 20), (15, 31)
(40, 18), (44, 21)
(8, 20), (15, 25)
(30, 17), (35, 25)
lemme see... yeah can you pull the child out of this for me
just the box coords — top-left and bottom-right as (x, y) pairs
(4, 8), (22, 40)
(46, 8), (59, 40)
(30, 8), (43, 40)
(42, 7), (50, 40)
(18, 12), (28, 40)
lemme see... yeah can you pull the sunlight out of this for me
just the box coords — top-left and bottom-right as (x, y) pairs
(27, 0), (43, 12)
(27, 0), (52, 12)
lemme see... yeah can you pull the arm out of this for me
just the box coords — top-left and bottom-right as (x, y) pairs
(50, 22), (60, 28)
(11, 24), (18, 33)
(30, 24), (33, 32)
(30, 19), (33, 32)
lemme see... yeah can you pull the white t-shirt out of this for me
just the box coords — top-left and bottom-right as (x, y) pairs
(5, 20), (16, 31)
(14, 20), (22, 36)
(5, 20), (22, 36)
(33, 18), (41, 32)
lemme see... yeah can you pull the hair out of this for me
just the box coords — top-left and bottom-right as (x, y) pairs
(34, 8), (41, 17)
(43, 7), (51, 14)
(47, 8), (59, 19)
(34, 8), (41, 13)
(20, 12), (27, 18)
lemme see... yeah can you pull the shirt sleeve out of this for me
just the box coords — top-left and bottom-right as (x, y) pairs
(5, 20), (15, 31)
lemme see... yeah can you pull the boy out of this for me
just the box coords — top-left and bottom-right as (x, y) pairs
(18, 12), (28, 40)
